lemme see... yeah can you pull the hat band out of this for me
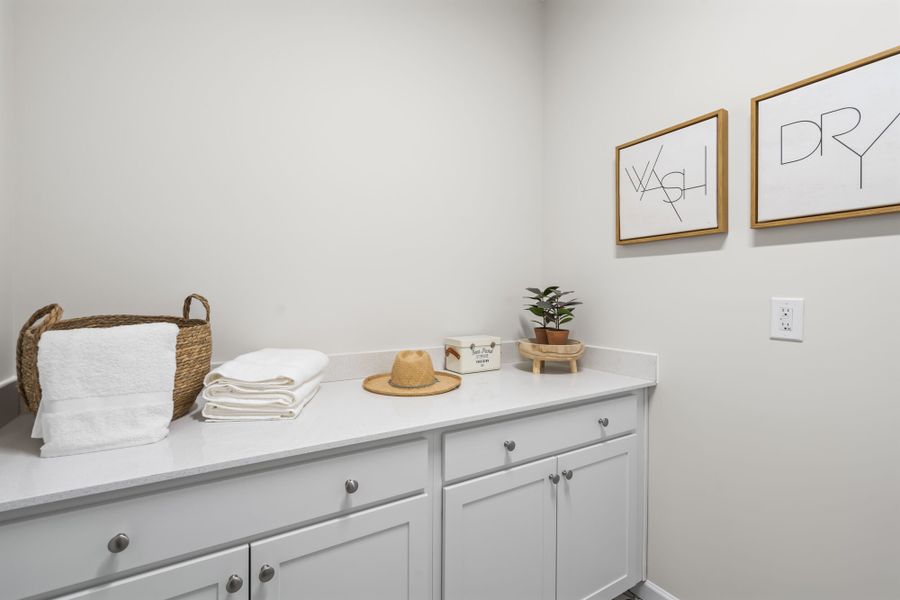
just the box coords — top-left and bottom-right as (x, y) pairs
(388, 377), (439, 389)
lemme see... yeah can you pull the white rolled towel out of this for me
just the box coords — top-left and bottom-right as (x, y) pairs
(205, 348), (329, 388)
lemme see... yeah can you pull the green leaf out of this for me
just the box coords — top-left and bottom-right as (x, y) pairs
(527, 307), (545, 316)
(526, 287), (543, 296)
(560, 316), (573, 325)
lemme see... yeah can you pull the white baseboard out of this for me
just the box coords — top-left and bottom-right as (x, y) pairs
(632, 580), (680, 600)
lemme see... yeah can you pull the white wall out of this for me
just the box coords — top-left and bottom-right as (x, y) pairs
(543, 1), (900, 598)
(8, 0), (544, 367)
(0, 0), (13, 382)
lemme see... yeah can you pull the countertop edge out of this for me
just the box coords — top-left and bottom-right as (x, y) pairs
(0, 370), (654, 517)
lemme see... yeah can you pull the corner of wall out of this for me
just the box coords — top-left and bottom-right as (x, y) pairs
(0, 0), (17, 413)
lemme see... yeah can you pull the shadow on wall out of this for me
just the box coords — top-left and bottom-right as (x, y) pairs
(614, 210), (900, 259)
(614, 234), (726, 259)
(751, 211), (900, 247)
(0, 382), (20, 428)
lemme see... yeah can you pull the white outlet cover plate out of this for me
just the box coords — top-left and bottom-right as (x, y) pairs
(770, 297), (804, 341)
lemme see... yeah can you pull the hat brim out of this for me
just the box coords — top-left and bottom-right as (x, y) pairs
(362, 371), (461, 396)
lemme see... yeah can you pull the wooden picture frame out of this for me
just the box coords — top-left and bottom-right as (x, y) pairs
(616, 109), (728, 245)
(751, 46), (900, 228)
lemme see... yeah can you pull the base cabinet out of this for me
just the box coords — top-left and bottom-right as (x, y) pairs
(444, 435), (639, 600)
(55, 546), (249, 600)
(557, 435), (639, 600)
(18, 392), (645, 600)
(250, 495), (431, 600)
(443, 457), (558, 600)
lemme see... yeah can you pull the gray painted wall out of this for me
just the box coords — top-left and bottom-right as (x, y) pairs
(543, 0), (900, 598)
(6, 0), (545, 373)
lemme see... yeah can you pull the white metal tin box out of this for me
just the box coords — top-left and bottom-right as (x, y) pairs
(444, 335), (502, 374)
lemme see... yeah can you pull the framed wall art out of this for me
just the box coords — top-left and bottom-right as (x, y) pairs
(616, 109), (728, 245)
(752, 46), (900, 228)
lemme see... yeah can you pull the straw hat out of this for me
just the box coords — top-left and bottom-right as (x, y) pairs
(363, 350), (461, 396)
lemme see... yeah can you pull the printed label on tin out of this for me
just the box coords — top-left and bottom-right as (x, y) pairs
(472, 346), (494, 368)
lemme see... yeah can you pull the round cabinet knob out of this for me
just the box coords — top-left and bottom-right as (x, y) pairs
(503, 440), (516, 452)
(225, 574), (244, 593)
(562, 469), (574, 480)
(598, 417), (609, 427)
(259, 564), (276, 583)
(549, 473), (561, 484)
(107, 533), (130, 554)
(345, 479), (359, 494)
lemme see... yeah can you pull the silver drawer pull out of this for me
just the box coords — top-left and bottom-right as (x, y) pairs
(225, 574), (244, 593)
(345, 479), (360, 494)
(503, 440), (516, 452)
(549, 473), (560, 484)
(259, 564), (276, 583)
(562, 469), (574, 480)
(107, 533), (130, 554)
(598, 417), (609, 427)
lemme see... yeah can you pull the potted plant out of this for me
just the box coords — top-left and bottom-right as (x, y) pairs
(524, 286), (557, 344)
(545, 289), (582, 345)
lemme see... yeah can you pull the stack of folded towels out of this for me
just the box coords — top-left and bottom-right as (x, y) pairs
(201, 348), (329, 422)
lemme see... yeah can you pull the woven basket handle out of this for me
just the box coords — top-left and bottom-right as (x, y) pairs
(19, 304), (63, 339)
(16, 304), (63, 399)
(183, 294), (211, 322)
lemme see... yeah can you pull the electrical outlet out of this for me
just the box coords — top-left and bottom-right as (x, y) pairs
(770, 297), (804, 341)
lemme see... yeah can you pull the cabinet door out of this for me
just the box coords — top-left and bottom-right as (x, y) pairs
(250, 495), (431, 600)
(443, 456), (557, 600)
(557, 435), (640, 600)
(56, 545), (249, 600)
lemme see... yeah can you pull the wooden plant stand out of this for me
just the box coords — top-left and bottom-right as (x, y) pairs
(517, 339), (585, 374)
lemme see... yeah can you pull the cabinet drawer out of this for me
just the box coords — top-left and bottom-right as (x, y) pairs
(1, 439), (428, 600)
(56, 545), (250, 600)
(443, 395), (637, 481)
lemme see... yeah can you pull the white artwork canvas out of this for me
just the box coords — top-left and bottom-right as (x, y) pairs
(616, 110), (726, 244)
(754, 48), (900, 226)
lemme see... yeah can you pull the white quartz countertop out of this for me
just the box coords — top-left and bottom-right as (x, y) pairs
(0, 364), (653, 516)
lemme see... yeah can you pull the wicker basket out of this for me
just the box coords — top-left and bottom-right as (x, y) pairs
(16, 294), (212, 421)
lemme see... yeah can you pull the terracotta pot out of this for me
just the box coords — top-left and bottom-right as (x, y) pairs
(533, 327), (549, 344)
(546, 329), (570, 345)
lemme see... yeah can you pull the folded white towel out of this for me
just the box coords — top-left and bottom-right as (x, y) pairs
(202, 385), (319, 422)
(202, 375), (322, 408)
(39, 402), (173, 458)
(32, 323), (178, 457)
(204, 348), (329, 388)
